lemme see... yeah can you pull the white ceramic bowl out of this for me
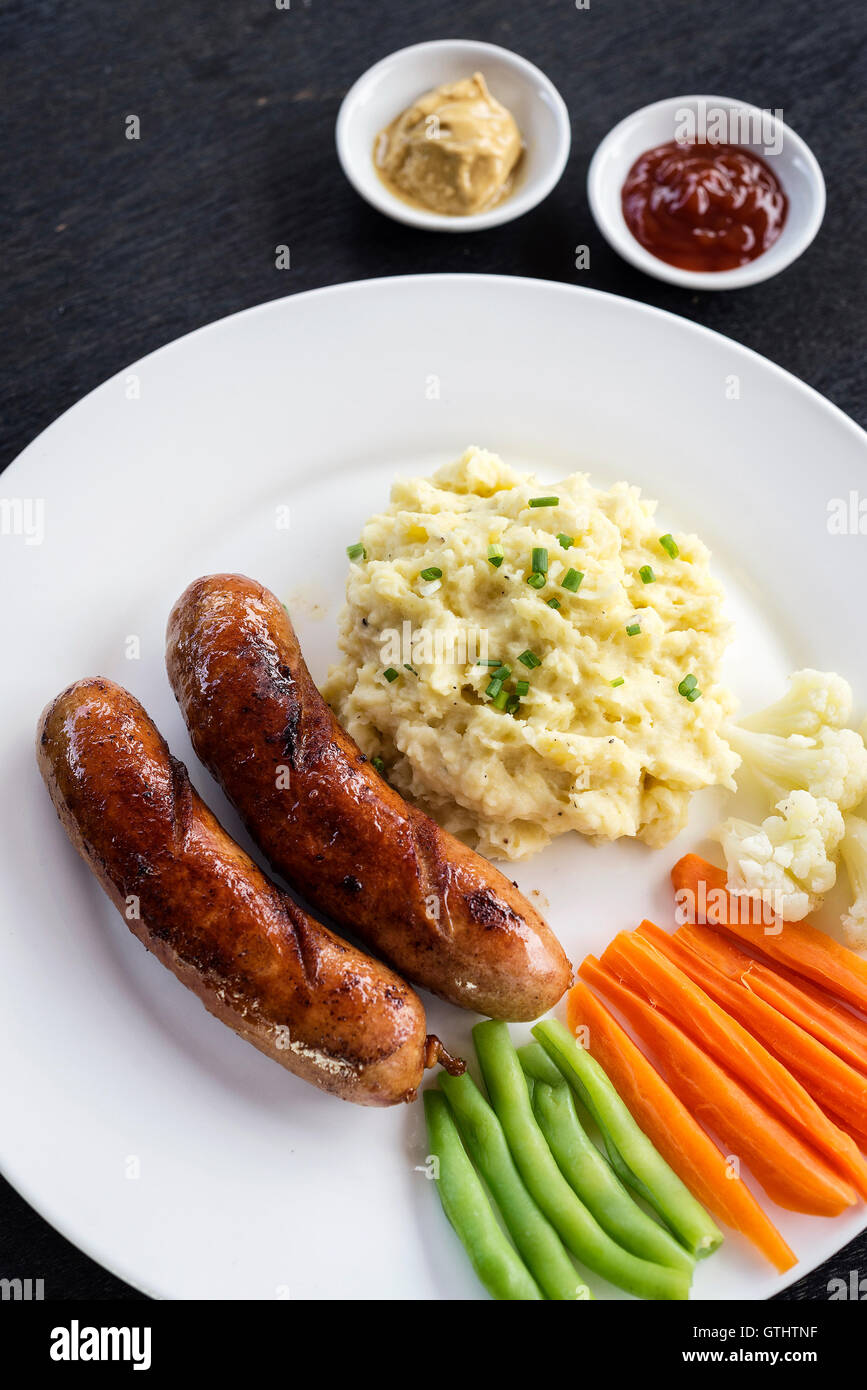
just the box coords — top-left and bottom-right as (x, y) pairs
(588, 94), (826, 290)
(336, 39), (571, 232)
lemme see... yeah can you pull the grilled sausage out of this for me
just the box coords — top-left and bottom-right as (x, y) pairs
(166, 576), (572, 1020)
(37, 677), (445, 1106)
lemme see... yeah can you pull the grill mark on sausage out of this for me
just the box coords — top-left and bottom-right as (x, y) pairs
(168, 754), (195, 855)
(462, 886), (523, 934)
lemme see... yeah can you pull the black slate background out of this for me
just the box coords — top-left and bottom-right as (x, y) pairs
(1, 0), (865, 1301)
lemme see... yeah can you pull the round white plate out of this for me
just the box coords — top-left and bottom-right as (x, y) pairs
(2, 275), (866, 1301)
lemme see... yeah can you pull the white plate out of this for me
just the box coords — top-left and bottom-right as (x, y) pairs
(2, 275), (866, 1301)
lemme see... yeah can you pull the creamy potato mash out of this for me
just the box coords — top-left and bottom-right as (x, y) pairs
(325, 448), (738, 860)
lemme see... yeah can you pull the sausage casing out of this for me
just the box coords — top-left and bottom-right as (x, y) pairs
(166, 576), (572, 1020)
(37, 678), (432, 1106)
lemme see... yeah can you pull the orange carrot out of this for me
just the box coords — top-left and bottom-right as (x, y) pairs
(632, 921), (867, 1186)
(674, 921), (867, 1079)
(567, 981), (797, 1273)
(579, 954), (858, 1217)
(671, 854), (867, 1015)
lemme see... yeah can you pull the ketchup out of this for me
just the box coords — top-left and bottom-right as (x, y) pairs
(621, 141), (788, 272)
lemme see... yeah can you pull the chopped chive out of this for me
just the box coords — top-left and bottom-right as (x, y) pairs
(403, 663), (419, 676)
(528, 496), (559, 508)
(686, 687), (703, 702)
(487, 543), (505, 568)
(516, 680), (529, 697)
(371, 756), (385, 774)
(506, 694), (521, 714)
(475, 659), (502, 667)
(419, 566), (442, 582)
(346, 542), (366, 561)
(639, 565), (656, 584)
(547, 597), (561, 609)
(531, 547), (549, 574)
(677, 674), (698, 696)
(518, 649), (541, 669)
(557, 534), (575, 549)
(659, 534), (679, 559)
(486, 676), (505, 699)
(526, 572), (546, 589)
(492, 689), (511, 710)
(383, 667), (400, 682)
(625, 622), (641, 637)
(491, 664), (511, 680)
(561, 568), (584, 593)
(610, 677), (625, 688)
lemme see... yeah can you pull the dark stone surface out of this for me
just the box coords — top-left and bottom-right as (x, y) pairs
(1, 0), (864, 1300)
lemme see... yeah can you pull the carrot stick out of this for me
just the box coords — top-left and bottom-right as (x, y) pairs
(567, 982), (797, 1273)
(673, 921), (867, 1079)
(578, 954), (858, 1217)
(632, 922), (867, 1188)
(671, 854), (867, 1014)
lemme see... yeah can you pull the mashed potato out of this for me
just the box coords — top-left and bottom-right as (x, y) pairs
(324, 448), (738, 859)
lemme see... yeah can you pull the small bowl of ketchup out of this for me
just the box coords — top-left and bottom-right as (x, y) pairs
(588, 95), (825, 290)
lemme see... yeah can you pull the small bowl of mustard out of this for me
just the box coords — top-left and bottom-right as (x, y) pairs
(336, 40), (571, 232)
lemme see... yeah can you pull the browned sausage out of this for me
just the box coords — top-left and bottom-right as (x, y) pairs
(37, 677), (444, 1106)
(166, 575), (572, 1020)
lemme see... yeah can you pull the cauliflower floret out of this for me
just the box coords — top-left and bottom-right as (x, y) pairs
(740, 669), (853, 737)
(840, 814), (867, 950)
(729, 725), (867, 811)
(718, 791), (845, 922)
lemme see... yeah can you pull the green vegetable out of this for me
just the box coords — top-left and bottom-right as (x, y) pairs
(557, 534), (574, 549)
(518, 1045), (694, 1275)
(491, 664), (511, 680)
(383, 668), (400, 683)
(531, 547), (549, 574)
(526, 573), (546, 589)
(625, 622), (641, 637)
(639, 565), (656, 584)
(516, 680), (529, 697)
(403, 663), (419, 676)
(528, 496), (559, 508)
(439, 1072), (591, 1301)
(346, 542), (366, 561)
(677, 674), (698, 696)
(532, 1019), (723, 1259)
(518, 650), (541, 670)
(610, 677), (625, 688)
(476, 659), (502, 667)
(547, 597), (561, 610)
(561, 568), (583, 593)
(473, 1021), (692, 1299)
(486, 677), (504, 699)
(422, 1090), (543, 1301)
(420, 566), (443, 581)
(487, 544), (505, 568)
(659, 534), (679, 559)
(371, 755), (385, 774)
(492, 689), (510, 710)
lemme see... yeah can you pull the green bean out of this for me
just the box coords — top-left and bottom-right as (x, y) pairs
(533, 1019), (723, 1259)
(519, 1043), (693, 1272)
(422, 1090), (544, 1300)
(473, 1021), (691, 1300)
(439, 1071), (592, 1301)
(529, 1071), (695, 1276)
